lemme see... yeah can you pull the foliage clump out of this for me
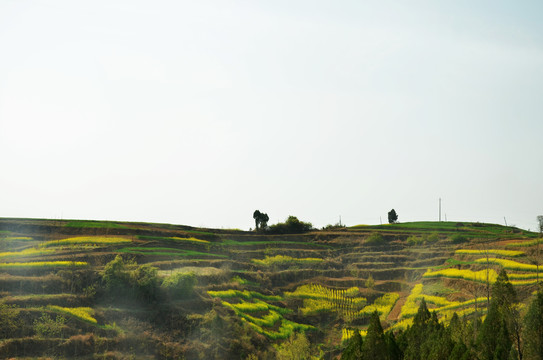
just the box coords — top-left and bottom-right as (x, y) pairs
(406, 232), (440, 245)
(102, 255), (160, 303)
(365, 233), (385, 245)
(162, 271), (197, 299)
(267, 216), (313, 234)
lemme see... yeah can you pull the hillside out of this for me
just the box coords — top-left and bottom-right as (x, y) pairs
(0, 218), (540, 359)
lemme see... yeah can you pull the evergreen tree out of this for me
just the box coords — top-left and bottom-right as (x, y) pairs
(341, 330), (363, 360)
(448, 341), (469, 360)
(361, 311), (387, 360)
(492, 320), (512, 360)
(403, 299), (432, 360)
(478, 301), (502, 360)
(492, 269), (522, 360)
(384, 331), (402, 360)
(523, 290), (543, 360)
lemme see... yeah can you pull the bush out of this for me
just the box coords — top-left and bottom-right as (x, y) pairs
(406, 235), (423, 246)
(365, 274), (375, 289)
(366, 233), (385, 245)
(162, 272), (197, 299)
(450, 234), (469, 244)
(101, 256), (160, 303)
(426, 232), (439, 243)
(267, 216), (313, 234)
(34, 313), (65, 338)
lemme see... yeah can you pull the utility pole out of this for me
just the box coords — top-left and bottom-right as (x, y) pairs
(504, 217), (508, 227)
(439, 198), (442, 222)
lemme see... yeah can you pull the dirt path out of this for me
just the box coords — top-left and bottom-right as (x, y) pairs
(387, 293), (407, 321)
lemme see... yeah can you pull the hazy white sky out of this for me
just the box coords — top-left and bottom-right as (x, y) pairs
(1, 1), (542, 231)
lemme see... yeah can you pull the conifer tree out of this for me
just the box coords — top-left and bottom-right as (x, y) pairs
(341, 330), (363, 360)
(523, 290), (543, 360)
(361, 311), (387, 360)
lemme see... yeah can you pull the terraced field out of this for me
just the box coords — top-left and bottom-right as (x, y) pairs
(0, 218), (539, 359)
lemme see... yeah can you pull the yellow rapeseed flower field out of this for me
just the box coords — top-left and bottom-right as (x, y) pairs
(455, 249), (524, 257)
(42, 236), (131, 247)
(399, 284), (423, 319)
(342, 328), (367, 342)
(48, 306), (97, 324)
(423, 268), (498, 283)
(474, 257), (537, 272)
(0, 248), (55, 258)
(0, 261), (88, 268)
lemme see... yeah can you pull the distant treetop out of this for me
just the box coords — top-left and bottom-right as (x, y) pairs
(388, 209), (398, 224)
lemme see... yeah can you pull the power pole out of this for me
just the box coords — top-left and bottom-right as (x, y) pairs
(439, 198), (441, 222)
(504, 217), (508, 227)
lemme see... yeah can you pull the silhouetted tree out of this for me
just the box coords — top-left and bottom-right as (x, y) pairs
(253, 210), (262, 230)
(388, 209), (398, 224)
(253, 210), (269, 231)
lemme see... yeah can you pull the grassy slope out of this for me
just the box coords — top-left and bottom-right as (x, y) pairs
(0, 218), (540, 359)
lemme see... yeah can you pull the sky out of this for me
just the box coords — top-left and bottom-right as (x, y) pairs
(1, 1), (542, 231)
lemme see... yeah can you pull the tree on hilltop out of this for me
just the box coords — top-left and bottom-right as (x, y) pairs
(253, 210), (269, 231)
(388, 209), (398, 224)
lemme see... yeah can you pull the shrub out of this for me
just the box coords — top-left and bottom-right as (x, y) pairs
(366, 233), (385, 245)
(406, 235), (423, 246)
(162, 272), (197, 298)
(267, 216), (313, 234)
(426, 232), (439, 243)
(450, 234), (468, 244)
(34, 313), (66, 338)
(0, 304), (20, 338)
(365, 274), (375, 289)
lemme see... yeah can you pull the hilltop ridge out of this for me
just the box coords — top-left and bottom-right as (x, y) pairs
(0, 217), (539, 359)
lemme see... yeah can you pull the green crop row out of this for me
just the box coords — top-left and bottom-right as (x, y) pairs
(243, 318), (314, 340)
(65, 221), (127, 229)
(506, 239), (543, 248)
(118, 247), (226, 258)
(285, 284), (362, 302)
(207, 289), (282, 302)
(252, 255), (323, 266)
(221, 239), (330, 249)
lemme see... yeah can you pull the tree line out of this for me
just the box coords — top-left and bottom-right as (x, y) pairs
(253, 210), (313, 234)
(341, 269), (543, 360)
